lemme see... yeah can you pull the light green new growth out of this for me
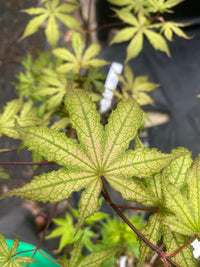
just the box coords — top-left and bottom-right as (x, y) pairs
(114, 64), (158, 106)
(62, 237), (117, 267)
(0, 234), (36, 267)
(108, 0), (189, 61)
(21, 0), (81, 47)
(53, 32), (108, 74)
(136, 148), (197, 266)
(0, 99), (43, 139)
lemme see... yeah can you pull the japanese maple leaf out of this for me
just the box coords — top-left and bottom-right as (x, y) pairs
(0, 234), (36, 267)
(0, 90), (184, 227)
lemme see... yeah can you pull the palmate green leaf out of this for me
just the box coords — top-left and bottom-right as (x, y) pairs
(0, 234), (35, 267)
(0, 99), (43, 139)
(53, 33), (108, 74)
(163, 227), (197, 267)
(0, 91), (186, 228)
(164, 155), (200, 235)
(161, 21), (190, 41)
(116, 65), (158, 105)
(46, 213), (81, 251)
(22, 0), (81, 46)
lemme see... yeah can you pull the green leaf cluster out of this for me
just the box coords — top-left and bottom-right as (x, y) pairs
(135, 147), (197, 266)
(22, 0), (81, 47)
(53, 32), (108, 74)
(114, 64), (158, 105)
(0, 235), (36, 267)
(108, 0), (189, 61)
(61, 237), (117, 267)
(0, 99), (44, 139)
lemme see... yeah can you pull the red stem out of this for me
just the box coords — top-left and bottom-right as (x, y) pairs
(26, 202), (59, 267)
(0, 161), (55, 165)
(85, 22), (125, 34)
(100, 179), (180, 267)
(116, 204), (159, 212)
(168, 234), (199, 257)
(0, 148), (17, 154)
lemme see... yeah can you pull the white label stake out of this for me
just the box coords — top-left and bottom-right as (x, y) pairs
(99, 62), (123, 114)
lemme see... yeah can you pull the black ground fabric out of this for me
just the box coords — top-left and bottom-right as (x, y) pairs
(98, 1), (200, 158)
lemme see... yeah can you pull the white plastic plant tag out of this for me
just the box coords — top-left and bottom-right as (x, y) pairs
(117, 255), (127, 267)
(191, 239), (200, 259)
(99, 62), (123, 114)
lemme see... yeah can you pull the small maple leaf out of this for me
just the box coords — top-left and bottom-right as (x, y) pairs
(0, 234), (36, 267)
(21, 0), (81, 47)
(53, 32), (108, 74)
(61, 237), (117, 267)
(0, 90), (187, 228)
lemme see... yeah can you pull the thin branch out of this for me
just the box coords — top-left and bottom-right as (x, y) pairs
(85, 22), (125, 34)
(100, 179), (180, 267)
(0, 161), (55, 165)
(13, 248), (34, 258)
(26, 202), (59, 267)
(0, 148), (18, 154)
(38, 249), (63, 266)
(116, 204), (159, 212)
(168, 234), (199, 258)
